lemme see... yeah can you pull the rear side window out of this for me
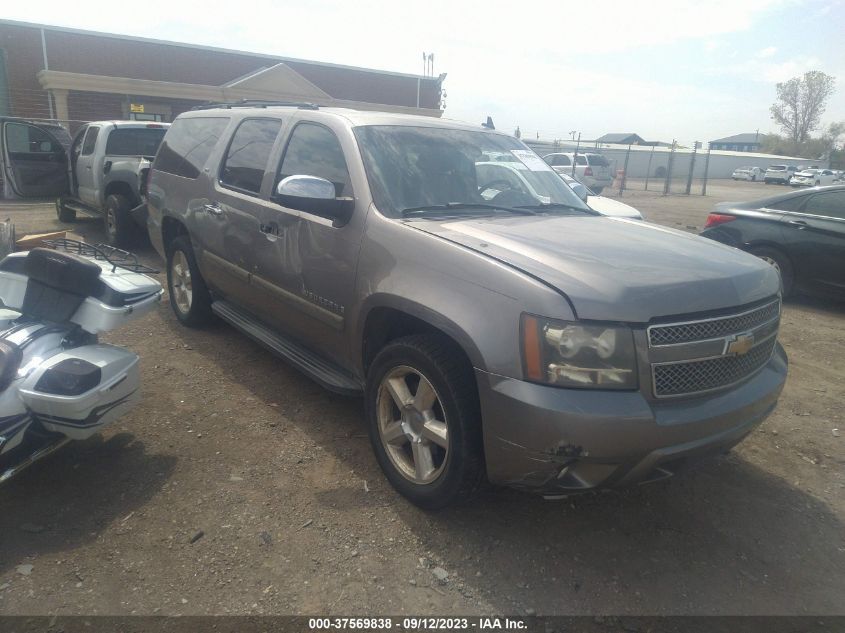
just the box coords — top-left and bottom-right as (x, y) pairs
(804, 192), (845, 219)
(575, 155), (588, 165)
(154, 117), (229, 179)
(586, 154), (609, 167)
(220, 118), (283, 195)
(276, 123), (351, 197)
(81, 126), (99, 155)
(768, 196), (806, 211)
(547, 155), (570, 166)
(106, 128), (167, 156)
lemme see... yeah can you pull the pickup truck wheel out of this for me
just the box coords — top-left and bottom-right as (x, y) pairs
(104, 194), (134, 248)
(750, 246), (794, 298)
(366, 334), (484, 510)
(167, 235), (213, 327)
(56, 197), (76, 222)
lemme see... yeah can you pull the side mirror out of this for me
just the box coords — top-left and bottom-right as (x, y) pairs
(275, 175), (354, 226)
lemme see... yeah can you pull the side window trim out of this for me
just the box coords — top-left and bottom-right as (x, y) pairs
(81, 125), (100, 156)
(273, 121), (353, 199)
(217, 116), (284, 198)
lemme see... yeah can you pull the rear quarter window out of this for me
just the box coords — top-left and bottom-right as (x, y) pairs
(586, 154), (609, 167)
(106, 128), (167, 156)
(154, 117), (230, 179)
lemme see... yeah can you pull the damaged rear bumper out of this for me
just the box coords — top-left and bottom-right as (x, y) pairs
(477, 343), (787, 493)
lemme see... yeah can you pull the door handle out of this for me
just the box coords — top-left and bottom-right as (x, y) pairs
(202, 203), (223, 216)
(787, 219), (808, 229)
(260, 222), (279, 236)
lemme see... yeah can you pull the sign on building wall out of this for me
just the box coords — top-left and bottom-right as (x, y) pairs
(129, 103), (145, 113)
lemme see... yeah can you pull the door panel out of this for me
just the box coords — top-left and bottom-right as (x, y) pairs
(2, 121), (69, 198)
(779, 191), (845, 291)
(75, 125), (100, 206)
(254, 121), (360, 365)
(198, 117), (284, 311)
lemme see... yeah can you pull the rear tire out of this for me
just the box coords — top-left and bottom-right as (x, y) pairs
(104, 194), (134, 248)
(166, 235), (213, 327)
(365, 334), (485, 510)
(56, 197), (76, 222)
(750, 246), (794, 298)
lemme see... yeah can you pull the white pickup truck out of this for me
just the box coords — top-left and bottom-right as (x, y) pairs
(0, 118), (169, 246)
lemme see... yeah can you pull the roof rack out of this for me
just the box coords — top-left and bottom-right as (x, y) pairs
(190, 100), (320, 111)
(43, 238), (159, 274)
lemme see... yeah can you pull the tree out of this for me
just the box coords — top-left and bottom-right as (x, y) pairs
(770, 71), (835, 144)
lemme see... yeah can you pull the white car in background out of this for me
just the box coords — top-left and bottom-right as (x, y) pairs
(558, 173), (643, 220)
(475, 161), (642, 220)
(789, 169), (837, 187)
(542, 152), (614, 194)
(732, 166), (764, 181)
(764, 164), (798, 184)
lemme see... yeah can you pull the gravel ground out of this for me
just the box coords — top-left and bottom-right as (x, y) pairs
(0, 180), (843, 616)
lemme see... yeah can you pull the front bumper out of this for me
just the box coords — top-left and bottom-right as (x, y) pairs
(477, 343), (787, 493)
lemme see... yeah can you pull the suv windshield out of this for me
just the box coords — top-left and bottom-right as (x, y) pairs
(106, 127), (167, 156)
(354, 126), (590, 218)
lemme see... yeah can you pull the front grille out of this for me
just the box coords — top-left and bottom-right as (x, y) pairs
(648, 300), (780, 346)
(653, 336), (777, 397)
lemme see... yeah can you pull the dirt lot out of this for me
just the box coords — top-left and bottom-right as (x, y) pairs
(0, 180), (843, 616)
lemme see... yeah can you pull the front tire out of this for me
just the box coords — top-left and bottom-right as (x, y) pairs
(56, 197), (76, 222)
(750, 246), (794, 298)
(167, 235), (213, 327)
(365, 334), (485, 510)
(104, 194), (134, 248)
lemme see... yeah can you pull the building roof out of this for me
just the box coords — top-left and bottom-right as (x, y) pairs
(0, 19), (442, 83)
(595, 133), (646, 144)
(710, 132), (764, 144)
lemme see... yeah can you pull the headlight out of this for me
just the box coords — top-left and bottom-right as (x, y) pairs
(521, 314), (637, 389)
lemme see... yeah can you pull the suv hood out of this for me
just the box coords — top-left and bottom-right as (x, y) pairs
(407, 215), (779, 322)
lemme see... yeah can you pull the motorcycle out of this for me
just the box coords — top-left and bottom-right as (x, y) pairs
(0, 239), (161, 483)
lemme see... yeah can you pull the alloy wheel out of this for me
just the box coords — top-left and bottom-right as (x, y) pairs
(170, 250), (193, 314)
(376, 365), (449, 484)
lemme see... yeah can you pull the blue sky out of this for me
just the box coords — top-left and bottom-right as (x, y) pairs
(8, 0), (845, 145)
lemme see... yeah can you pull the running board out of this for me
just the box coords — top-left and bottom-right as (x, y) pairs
(0, 437), (71, 485)
(211, 300), (362, 396)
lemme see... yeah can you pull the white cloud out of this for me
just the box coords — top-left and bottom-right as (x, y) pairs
(756, 46), (778, 58)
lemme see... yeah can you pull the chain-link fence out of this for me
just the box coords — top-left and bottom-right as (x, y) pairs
(523, 138), (812, 198)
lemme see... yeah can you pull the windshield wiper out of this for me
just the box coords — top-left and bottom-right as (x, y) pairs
(515, 202), (593, 214)
(401, 202), (537, 217)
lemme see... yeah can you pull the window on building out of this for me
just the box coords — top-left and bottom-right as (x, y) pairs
(220, 118), (283, 195)
(129, 112), (164, 122)
(81, 126), (100, 155)
(276, 123), (351, 197)
(154, 117), (230, 179)
(0, 49), (10, 117)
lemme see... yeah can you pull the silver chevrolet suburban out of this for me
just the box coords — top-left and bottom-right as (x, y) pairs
(146, 103), (788, 509)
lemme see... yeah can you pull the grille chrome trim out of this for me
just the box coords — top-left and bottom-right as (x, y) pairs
(651, 333), (778, 398)
(647, 299), (781, 347)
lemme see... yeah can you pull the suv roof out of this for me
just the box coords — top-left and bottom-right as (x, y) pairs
(175, 105), (499, 134)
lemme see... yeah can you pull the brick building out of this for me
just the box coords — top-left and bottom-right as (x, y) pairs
(0, 19), (445, 131)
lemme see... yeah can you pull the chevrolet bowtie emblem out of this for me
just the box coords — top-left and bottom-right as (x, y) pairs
(726, 333), (755, 356)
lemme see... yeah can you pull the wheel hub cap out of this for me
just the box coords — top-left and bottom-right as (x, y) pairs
(376, 366), (449, 485)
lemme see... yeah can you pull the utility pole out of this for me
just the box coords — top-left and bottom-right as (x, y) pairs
(572, 132), (581, 176)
